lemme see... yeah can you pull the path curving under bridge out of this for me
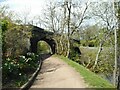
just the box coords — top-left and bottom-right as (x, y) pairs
(30, 55), (88, 88)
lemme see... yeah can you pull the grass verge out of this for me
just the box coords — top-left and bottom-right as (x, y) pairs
(54, 55), (115, 88)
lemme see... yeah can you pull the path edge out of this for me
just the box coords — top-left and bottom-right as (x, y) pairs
(19, 60), (42, 90)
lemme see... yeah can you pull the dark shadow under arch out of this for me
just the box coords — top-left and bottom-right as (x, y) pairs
(30, 38), (56, 54)
(30, 26), (56, 54)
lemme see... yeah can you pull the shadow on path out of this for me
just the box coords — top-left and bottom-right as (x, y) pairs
(39, 53), (52, 61)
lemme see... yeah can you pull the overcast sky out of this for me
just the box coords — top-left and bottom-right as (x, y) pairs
(0, 0), (116, 28)
(0, 0), (115, 16)
(0, 0), (50, 17)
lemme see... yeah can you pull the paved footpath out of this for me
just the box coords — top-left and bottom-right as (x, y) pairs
(30, 56), (88, 88)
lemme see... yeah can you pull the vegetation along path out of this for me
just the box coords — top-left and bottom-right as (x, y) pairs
(30, 55), (88, 88)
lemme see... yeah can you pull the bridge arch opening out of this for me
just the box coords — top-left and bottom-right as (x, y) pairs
(29, 26), (56, 54)
(30, 37), (56, 54)
(37, 41), (52, 54)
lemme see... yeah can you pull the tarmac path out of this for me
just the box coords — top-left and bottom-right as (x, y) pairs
(30, 56), (88, 88)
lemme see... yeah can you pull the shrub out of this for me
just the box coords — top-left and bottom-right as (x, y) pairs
(2, 52), (39, 87)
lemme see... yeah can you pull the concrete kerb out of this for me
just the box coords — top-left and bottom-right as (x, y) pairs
(19, 60), (42, 90)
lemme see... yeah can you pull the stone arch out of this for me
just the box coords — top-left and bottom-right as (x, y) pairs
(30, 26), (56, 54)
(30, 37), (56, 54)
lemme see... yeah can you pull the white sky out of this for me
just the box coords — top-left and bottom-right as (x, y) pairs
(0, 0), (116, 17)
(0, 0), (117, 27)
(0, 0), (50, 17)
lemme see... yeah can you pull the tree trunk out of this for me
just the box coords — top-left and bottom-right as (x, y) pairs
(66, 0), (71, 58)
(53, 36), (59, 54)
(117, 12), (120, 90)
(114, 1), (120, 89)
(113, 27), (117, 86)
(60, 35), (64, 54)
(117, 29), (120, 89)
(92, 41), (103, 70)
(66, 37), (70, 57)
(117, 72), (120, 90)
(92, 28), (113, 71)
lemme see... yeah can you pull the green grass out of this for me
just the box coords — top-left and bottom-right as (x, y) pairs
(54, 55), (115, 88)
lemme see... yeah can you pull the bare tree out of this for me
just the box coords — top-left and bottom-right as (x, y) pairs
(65, 0), (72, 57)
(114, 1), (120, 89)
(41, 1), (65, 54)
(15, 8), (31, 25)
(91, 2), (117, 80)
(41, 0), (90, 56)
(63, 0), (90, 57)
